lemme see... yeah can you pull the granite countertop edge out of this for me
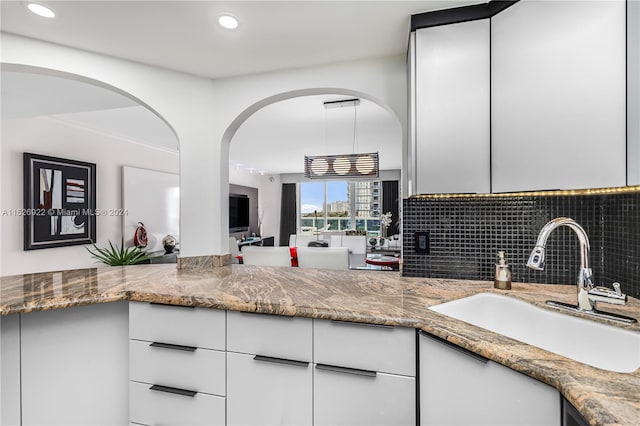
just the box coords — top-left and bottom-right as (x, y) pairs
(1, 264), (638, 426)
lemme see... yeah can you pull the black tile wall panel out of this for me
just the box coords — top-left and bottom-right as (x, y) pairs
(402, 192), (639, 299)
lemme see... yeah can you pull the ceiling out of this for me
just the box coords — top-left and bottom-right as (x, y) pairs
(0, 0), (480, 174)
(1, 1), (478, 79)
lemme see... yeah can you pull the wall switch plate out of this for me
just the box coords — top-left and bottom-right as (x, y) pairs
(414, 231), (430, 255)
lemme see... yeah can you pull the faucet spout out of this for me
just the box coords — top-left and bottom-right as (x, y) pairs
(527, 217), (594, 310)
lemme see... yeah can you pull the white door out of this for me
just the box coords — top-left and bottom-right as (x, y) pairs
(20, 302), (129, 425)
(419, 332), (560, 426)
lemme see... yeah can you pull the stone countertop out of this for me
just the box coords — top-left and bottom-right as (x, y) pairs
(1, 264), (638, 426)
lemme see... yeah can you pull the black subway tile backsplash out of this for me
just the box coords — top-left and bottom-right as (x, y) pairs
(402, 191), (640, 299)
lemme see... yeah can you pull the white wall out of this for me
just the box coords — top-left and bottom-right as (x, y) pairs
(229, 169), (282, 246)
(1, 33), (219, 259)
(1, 117), (178, 276)
(2, 34), (406, 261)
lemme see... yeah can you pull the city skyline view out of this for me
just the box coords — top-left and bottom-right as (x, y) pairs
(299, 180), (382, 233)
(300, 181), (348, 214)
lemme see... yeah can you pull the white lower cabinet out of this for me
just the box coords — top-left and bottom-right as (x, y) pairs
(128, 302), (226, 426)
(129, 339), (226, 396)
(313, 320), (416, 426)
(227, 311), (313, 426)
(1, 302), (578, 426)
(419, 331), (560, 426)
(227, 352), (313, 426)
(314, 320), (416, 376)
(314, 365), (415, 426)
(226, 313), (416, 426)
(20, 302), (129, 426)
(130, 381), (225, 426)
(1, 314), (21, 426)
(226, 311), (313, 361)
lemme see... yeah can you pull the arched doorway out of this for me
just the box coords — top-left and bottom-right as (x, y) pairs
(1, 65), (179, 274)
(222, 89), (402, 247)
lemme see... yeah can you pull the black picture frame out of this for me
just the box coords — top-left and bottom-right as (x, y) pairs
(23, 153), (96, 250)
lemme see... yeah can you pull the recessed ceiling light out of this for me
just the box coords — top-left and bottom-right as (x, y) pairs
(218, 14), (239, 30)
(26, 2), (56, 18)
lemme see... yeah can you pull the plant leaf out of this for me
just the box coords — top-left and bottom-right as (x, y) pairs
(86, 240), (151, 266)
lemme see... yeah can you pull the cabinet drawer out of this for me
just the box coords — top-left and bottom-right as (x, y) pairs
(130, 339), (225, 397)
(227, 352), (312, 426)
(227, 310), (312, 361)
(129, 302), (225, 350)
(314, 365), (415, 426)
(130, 381), (225, 426)
(313, 320), (415, 376)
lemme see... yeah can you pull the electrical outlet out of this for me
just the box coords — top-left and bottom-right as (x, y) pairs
(414, 231), (430, 255)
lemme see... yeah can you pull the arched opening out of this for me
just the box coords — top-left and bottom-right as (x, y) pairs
(222, 88), (402, 250)
(1, 64), (180, 275)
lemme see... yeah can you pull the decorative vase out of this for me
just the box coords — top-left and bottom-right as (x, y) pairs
(369, 237), (377, 249)
(162, 234), (177, 254)
(133, 222), (148, 248)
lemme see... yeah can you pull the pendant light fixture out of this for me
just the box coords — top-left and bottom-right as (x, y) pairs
(304, 98), (379, 179)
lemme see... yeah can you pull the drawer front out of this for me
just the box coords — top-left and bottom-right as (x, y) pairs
(130, 381), (225, 426)
(129, 302), (225, 350)
(314, 366), (415, 426)
(313, 320), (415, 376)
(130, 339), (225, 397)
(227, 352), (312, 426)
(227, 310), (312, 361)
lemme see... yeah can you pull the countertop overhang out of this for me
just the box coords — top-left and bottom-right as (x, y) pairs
(1, 264), (638, 425)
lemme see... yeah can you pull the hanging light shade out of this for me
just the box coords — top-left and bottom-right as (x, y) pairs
(304, 152), (379, 179)
(310, 157), (329, 176)
(333, 157), (351, 175)
(304, 98), (380, 179)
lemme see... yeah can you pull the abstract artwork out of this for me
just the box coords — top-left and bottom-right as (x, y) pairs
(23, 153), (96, 250)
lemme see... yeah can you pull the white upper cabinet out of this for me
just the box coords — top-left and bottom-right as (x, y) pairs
(414, 19), (491, 194)
(629, 0), (640, 186)
(409, 0), (630, 194)
(491, 0), (626, 192)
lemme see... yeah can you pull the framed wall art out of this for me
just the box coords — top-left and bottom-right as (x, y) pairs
(23, 153), (96, 250)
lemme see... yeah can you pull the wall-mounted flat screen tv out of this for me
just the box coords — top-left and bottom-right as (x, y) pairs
(229, 193), (250, 232)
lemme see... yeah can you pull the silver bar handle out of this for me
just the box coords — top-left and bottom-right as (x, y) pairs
(150, 341), (197, 352)
(315, 363), (377, 378)
(149, 384), (197, 397)
(253, 355), (309, 368)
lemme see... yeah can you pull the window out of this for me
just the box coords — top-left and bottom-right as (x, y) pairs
(300, 180), (382, 235)
(326, 181), (349, 232)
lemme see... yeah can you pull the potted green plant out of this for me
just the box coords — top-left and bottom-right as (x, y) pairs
(86, 239), (151, 266)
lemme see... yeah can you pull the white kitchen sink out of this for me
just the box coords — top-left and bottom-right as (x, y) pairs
(429, 292), (640, 373)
